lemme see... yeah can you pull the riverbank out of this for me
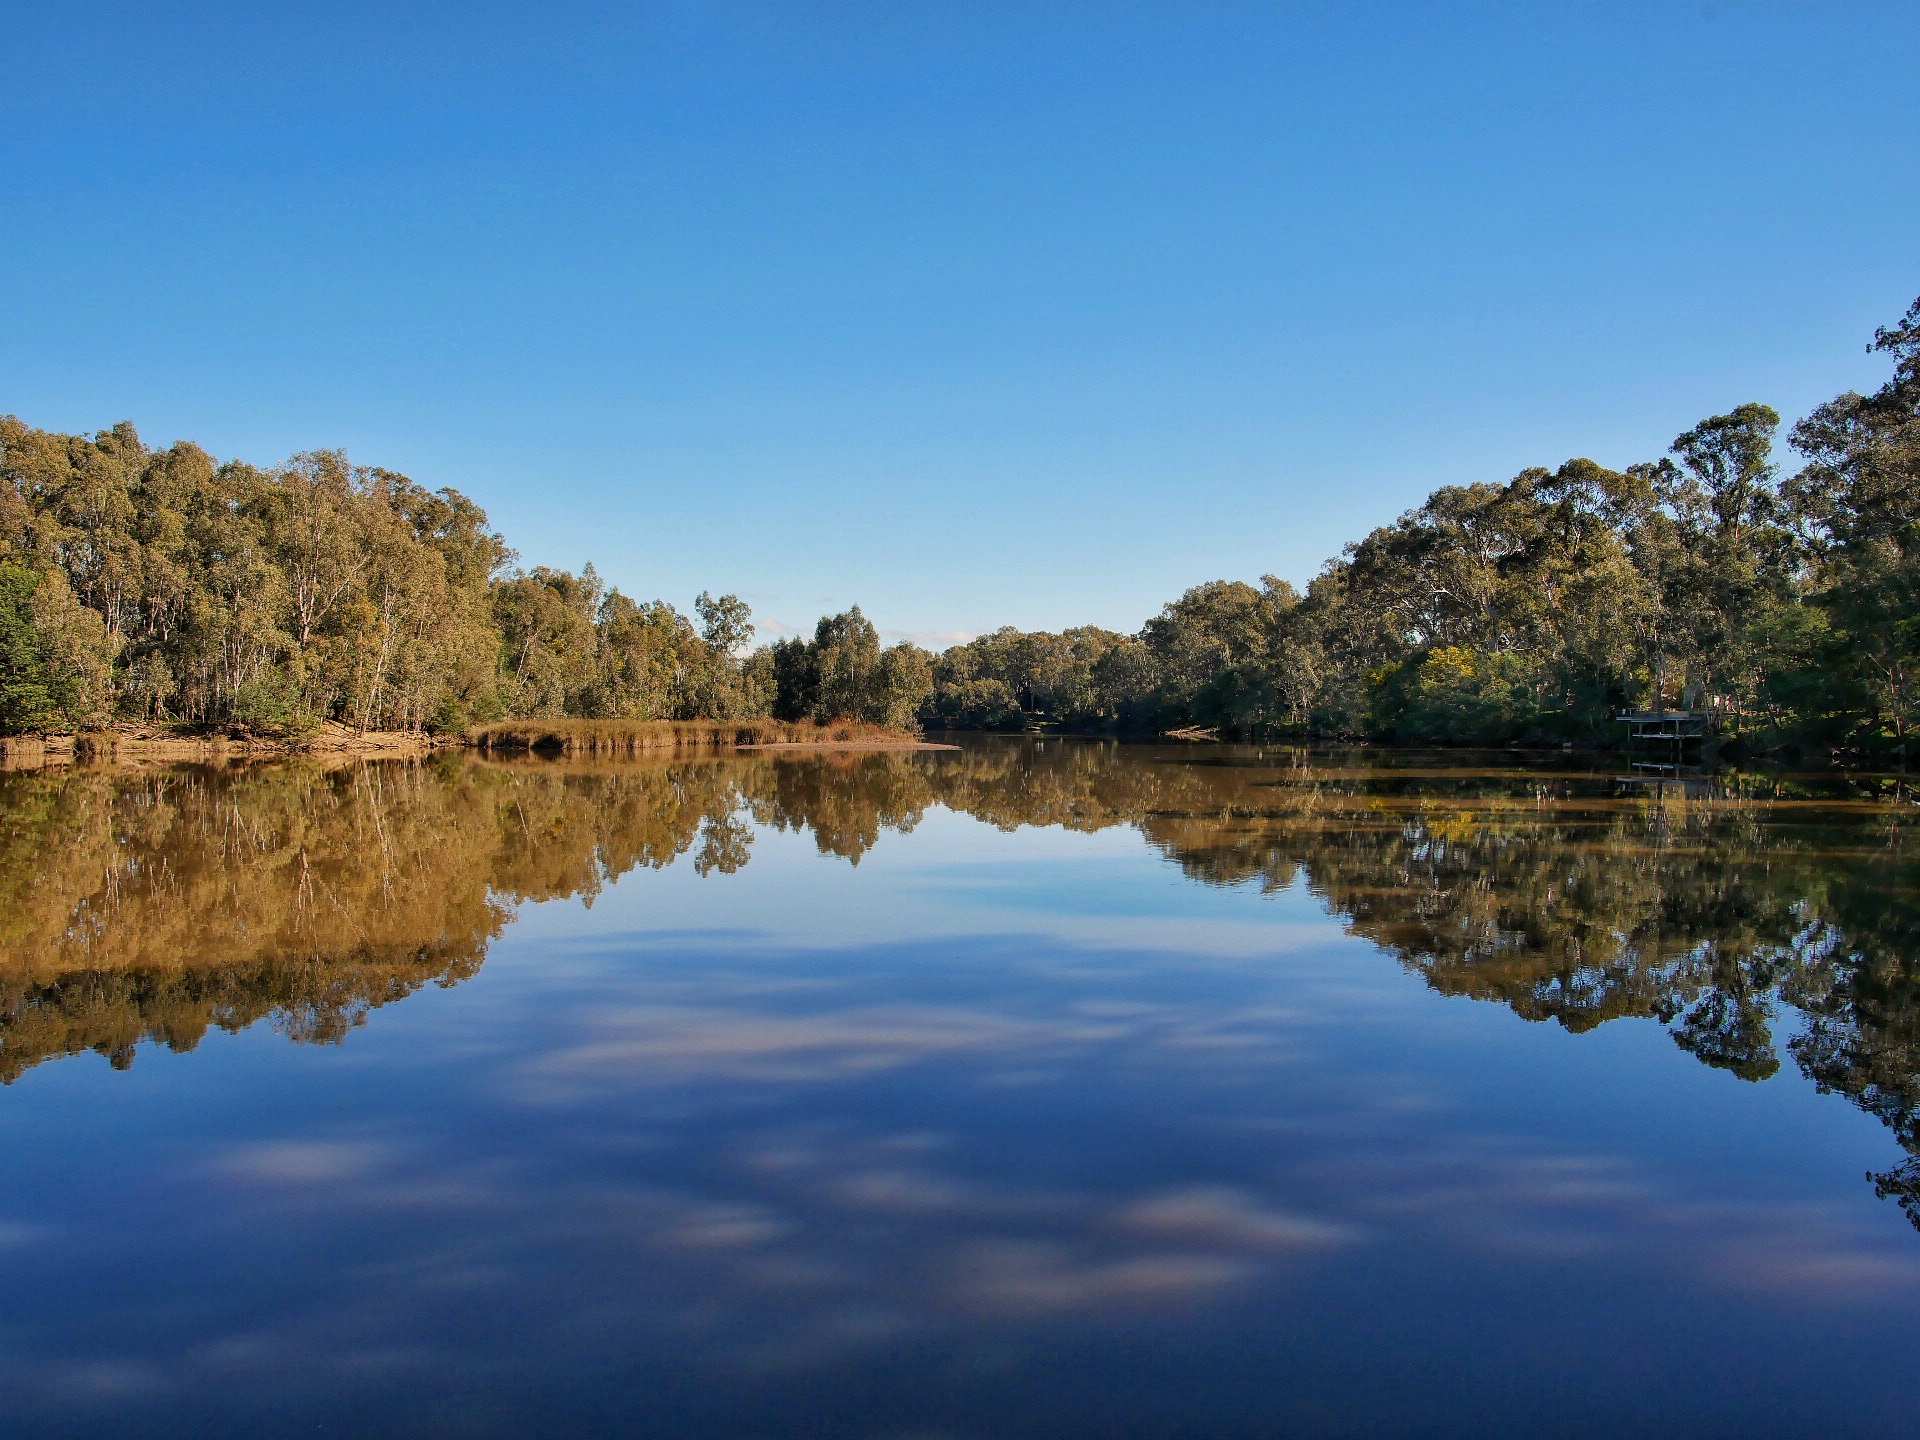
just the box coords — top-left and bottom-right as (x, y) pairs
(0, 717), (942, 769)
(0, 723), (448, 769)
(464, 718), (930, 754)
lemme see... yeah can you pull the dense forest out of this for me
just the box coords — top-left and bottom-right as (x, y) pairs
(4, 295), (1916, 755)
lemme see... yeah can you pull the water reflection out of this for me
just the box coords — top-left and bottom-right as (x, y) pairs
(3, 742), (1918, 1226)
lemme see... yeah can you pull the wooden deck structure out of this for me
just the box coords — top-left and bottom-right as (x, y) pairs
(1617, 711), (1713, 744)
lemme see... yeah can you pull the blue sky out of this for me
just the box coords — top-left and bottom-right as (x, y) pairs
(3, 2), (1915, 645)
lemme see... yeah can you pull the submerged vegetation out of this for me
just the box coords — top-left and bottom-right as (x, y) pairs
(4, 295), (1918, 756)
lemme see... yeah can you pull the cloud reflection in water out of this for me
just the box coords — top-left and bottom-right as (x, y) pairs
(1, 743), (1919, 1435)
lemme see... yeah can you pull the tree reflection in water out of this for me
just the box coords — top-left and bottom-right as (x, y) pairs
(2, 741), (1916, 1220)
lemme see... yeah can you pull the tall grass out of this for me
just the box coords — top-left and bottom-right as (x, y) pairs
(462, 718), (910, 753)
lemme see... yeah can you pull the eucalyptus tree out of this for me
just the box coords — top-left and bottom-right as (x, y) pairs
(760, 605), (931, 728)
(1661, 404), (1790, 719)
(494, 566), (601, 718)
(695, 591), (754, 655)
(690, 591), (761, 718)
(1787, 296), (1920, 748)
(592, 591), (701, 719)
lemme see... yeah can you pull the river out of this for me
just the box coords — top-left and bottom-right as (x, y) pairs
(1, 739), (1916, 1436)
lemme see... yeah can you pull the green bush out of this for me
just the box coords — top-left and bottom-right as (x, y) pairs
(1392, 647), (1540, 744)
(228, 668), (318, 738)
(0, 564), (56, 735)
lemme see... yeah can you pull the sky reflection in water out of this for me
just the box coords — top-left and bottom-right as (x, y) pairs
(1, 740), (1917, 1437)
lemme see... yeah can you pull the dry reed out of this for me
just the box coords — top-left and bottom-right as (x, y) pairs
(462, 717), (909, 753)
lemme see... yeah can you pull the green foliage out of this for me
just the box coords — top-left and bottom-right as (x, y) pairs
(923, 297), (1920, 757)
(928, 624), (1150, 731)
(1388, 647), (1540, 744)
(0, 562), (116, 734)
(0, 564), (55, 733)
(429, 692), (470, 736)
(3, 294), (1917, 752)
(0, 415), (858, 736)
(695, 591), (754, 655)
(767, 607), (931, 730)
(871, 642), (934, 732)
(227, 666), (318, 738)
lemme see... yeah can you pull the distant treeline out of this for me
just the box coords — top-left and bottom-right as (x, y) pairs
(929, 297), (1920, 756)
(3, 295), (1916, 753)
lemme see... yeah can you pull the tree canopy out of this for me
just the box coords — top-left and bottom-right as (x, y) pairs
(5, 295), (1918, 755)
(0, 424), (926, 738)
(926, 298), (1920, 759)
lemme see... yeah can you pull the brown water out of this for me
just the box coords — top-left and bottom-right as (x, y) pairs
(1, 740), (1917, 1436)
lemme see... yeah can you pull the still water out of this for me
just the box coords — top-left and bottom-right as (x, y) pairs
(2, 739), (1918, 1437)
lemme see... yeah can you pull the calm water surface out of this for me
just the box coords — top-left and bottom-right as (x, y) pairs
(2, 739), (1918, 1437)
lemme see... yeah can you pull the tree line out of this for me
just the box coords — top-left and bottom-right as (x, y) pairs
(0, 424), (932, 737)
(4, 294), (1916, 753)
(929, 297), (1920, 757)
